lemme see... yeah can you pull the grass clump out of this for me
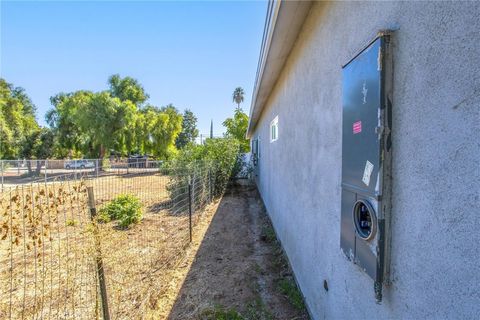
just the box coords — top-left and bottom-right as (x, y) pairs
(261, 224), (276, 243)
(98, 194), (143, 228)
(244, 298), (273, 320)
(199, 305), (244, 320)
(278, 278), (305, 311)
(66, 219), (77, 227)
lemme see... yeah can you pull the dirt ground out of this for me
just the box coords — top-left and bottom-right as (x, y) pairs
(0, 173), (209, 319)
(1, 175), (309, 319)
(152, 184), (310, 320)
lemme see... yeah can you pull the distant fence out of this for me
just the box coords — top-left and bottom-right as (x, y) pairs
(0, 161), (217, 319)
(0, 159), (164, 188)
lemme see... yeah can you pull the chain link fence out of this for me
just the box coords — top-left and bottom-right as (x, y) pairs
(0, 160), (217, 319)
(0, 159), (165, 189)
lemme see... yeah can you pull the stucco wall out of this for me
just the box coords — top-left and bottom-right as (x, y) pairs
(251, 1), (480, 319)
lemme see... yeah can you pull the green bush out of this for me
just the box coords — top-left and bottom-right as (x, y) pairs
(101, 158), (111, 170)
(165, 138), (241, 200)
(98, 194), (143, 228)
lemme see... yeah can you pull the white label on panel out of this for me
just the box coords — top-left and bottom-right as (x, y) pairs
(362, 160), (374, 186)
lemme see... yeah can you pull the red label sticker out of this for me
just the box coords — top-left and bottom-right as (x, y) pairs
(353, 121), (362, 134)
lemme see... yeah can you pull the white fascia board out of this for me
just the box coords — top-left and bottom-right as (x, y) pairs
(246, 0), (313, 138)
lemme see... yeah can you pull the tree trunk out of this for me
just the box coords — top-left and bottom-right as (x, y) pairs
(26, 161), (32, 175)
(99, 145), (105, 159)
(99, 145), (105, 171)
(35, 160), (42, 176)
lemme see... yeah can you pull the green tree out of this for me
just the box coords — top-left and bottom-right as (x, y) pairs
(150, 104), (183, 159)
(175, 109), (199, 149)
(223, 109), (249, 152)
(48, 90), (137, 158)
(47, 75), (183, 160)
(232, 87), (245, 110)
(19, 127), (55, 174)
(76, 92), (137, 158)
(0, 79), (39, 159)
(108, 74), (149, 106)
(34, 128), (55, 159)
(47, 91), (93, 155)
(128, 104), (183, 158)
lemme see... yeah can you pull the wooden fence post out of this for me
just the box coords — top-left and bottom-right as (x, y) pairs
(87, 186), (111, 320)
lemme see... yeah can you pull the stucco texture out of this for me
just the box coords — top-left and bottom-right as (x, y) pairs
(251, 1), (480, 319)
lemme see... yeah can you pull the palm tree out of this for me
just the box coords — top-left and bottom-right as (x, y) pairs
(232, 87), (245, 110)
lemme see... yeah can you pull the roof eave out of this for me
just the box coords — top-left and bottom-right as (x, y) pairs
(246, 0), (313, 138)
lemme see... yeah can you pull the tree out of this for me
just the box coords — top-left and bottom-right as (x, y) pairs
(232, 87), (245, 110)
(150, 104), (183, 159)
(19, 127), (55, 174)
(0, 78), (39, 159)
(47, 75), (183, 160)
(47, 91), (93, 156)
(175, 109), (199, 149)
(72, 92), (141, 158)
(108, 74), (149, 106)
(34, 128), (55, 159)
(48, 90), (136, 158)
(223, 108), (249, 153)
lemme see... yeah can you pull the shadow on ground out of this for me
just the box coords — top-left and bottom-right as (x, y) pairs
(167, 183), (309, 320)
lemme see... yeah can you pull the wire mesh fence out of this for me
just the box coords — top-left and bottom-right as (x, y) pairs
(0, 161), (217, 319)
(0, 159), (164, 188)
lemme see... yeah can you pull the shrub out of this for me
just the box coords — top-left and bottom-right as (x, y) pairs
(165, 138), (241, 200)
(101, 158), (111, 170)
(98, 194), (143, 228)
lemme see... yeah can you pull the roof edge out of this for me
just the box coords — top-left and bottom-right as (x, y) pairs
(246, 0), (313, 138)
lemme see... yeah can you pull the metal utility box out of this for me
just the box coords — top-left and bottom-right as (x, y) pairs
(340, 33), (393, 302)
(251, 139), (259, 166)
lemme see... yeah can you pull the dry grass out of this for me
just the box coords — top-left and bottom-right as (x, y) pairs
(0, 172), (210, 319)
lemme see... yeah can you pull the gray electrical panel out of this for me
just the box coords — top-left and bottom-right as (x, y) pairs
(340, 33), (393, 302)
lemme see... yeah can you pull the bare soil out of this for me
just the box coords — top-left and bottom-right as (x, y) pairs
(152, 184), (310, 320)
(1, 176), (309, 319)
(0, 173), (209, 319)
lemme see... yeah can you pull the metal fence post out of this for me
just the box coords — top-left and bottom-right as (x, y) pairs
(96, 159), (99, 178)
(188, 181), (193, 242)
(44, 159), (48, 184)
(87, 187), (111, 320)
(208, 167), (212, 203)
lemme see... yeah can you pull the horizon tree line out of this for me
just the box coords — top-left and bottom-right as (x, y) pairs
(0, 76), (251, 161)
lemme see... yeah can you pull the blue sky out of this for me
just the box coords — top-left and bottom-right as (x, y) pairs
(0, 0), (267, 134)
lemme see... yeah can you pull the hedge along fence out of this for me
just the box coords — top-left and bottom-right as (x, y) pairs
(0, 162), (221, 319)
(165, 138), (243, 199)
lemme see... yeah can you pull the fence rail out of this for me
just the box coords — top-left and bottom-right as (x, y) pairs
(0, 160), (218, 319)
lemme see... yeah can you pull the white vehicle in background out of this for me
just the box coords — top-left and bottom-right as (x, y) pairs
(64, 160), (95, 170)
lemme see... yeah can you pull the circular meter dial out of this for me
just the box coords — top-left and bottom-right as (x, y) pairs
(353, 200), (377, 241)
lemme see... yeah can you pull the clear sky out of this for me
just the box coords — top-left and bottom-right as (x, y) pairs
(0, 0), (267, 135)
